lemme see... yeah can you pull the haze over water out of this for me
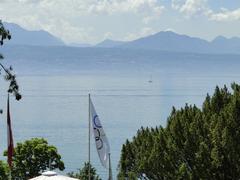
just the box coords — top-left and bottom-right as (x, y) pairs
(0, 57), (239, 179)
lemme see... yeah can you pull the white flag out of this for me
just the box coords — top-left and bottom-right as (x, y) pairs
(90, 97), (110, 168)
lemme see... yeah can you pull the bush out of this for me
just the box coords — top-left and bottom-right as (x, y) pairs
(68, 162), (101, 180)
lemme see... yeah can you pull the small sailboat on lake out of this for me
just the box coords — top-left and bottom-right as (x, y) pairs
(148, 75), (153, 83)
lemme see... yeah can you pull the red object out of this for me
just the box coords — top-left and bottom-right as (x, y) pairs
(7, 94), (14, 168)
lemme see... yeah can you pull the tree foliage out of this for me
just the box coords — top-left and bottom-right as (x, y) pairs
(0, 20), (21, 100)
(0, 161), (9, 180)
(4, 138), (65, 179)
(118, 84), (240, 180)
(68, 162), (101, 180)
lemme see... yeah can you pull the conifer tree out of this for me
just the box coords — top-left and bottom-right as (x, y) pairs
(118, 84), (240, 180)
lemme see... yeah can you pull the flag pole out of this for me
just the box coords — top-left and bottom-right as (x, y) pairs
(108, 153), (112, 180)
(7, 93), (13, 180)
(88, 94), (91, 180)
(8, 93), (11, 180)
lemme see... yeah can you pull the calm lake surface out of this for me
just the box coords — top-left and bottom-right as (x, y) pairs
(0, 68), (239, 179)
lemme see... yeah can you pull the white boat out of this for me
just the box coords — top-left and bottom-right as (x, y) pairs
(148, 75), (153, 83)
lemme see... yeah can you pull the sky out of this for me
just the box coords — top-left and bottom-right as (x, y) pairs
(0, 0), (240, 44)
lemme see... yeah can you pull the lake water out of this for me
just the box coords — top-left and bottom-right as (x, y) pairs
(0, 62), (239, 179)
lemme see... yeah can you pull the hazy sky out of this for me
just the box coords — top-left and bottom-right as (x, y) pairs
(0, 0), (240, 44)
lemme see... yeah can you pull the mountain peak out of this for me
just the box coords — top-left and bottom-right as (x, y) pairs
(95, 39), (125, 48)
(3, 22), (65, 46)
(120, 30), (209, 53)
(212, 35), (227, 42)
(157, 30), (177, 35)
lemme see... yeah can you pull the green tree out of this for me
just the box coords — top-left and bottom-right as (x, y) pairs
(68, 162), (101, 180)
(0, 161), (9, 180)
(118, 84), (240, 180)
(4, 138), (65, 179)
(0, 20), (21, 100)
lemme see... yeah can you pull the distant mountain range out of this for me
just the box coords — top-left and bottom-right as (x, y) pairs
(3, 22), (65, 46)
(120, 31), (210, 53)
(3, 22), (240, 54)
(97, 31), (240, 54)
